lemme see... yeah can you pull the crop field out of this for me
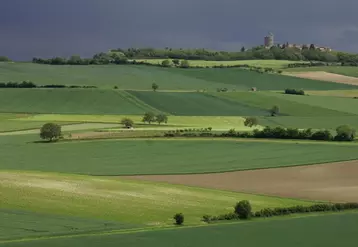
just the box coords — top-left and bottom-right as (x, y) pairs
(128, 91), (268, 116)
(306, 89), (358, 97)
(1, 62), (356, 91)
(135, 59), (308, 69)
(2, 212), (358, 247)
(0, 172), (309, 228)
(1, 138), (358, 175)
(0, 89), (157, 115)
(284, 66), (358, 77)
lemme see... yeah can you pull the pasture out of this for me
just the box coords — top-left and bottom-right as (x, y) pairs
(1, 138), (358, 175)
(2, 212), (358, 247)
(0, 171), (309, 228)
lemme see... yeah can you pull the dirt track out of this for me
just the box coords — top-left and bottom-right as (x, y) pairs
(284, 71), (358, 85)
(127, 160), (358, 203)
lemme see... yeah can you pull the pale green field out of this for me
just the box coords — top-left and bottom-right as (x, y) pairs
(135, 59), (307, 69)
(306, 90), (358, 97)
(0, 171), (311, 226)
(14, 114), (260, 131)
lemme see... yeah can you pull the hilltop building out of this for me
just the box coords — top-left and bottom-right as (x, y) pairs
(263, 32), (331, 52)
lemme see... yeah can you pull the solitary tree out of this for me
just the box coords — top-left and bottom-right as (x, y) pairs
(120, 118), (134, 128)
(172, 59), (180, 65)
(234, 200), (252, 219)
(156, 114), (168, 125)
(142, 112), (156, 124)
(269, 105), (280, 116)
(244, 117), (258, 127)
(40, 123), (62, 142)
(241, 46), (246, 52)
(152, 83), (159, 92)
(173, 213), (184, 225)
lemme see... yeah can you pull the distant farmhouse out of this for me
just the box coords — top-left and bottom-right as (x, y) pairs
(264, 32), (332, 52)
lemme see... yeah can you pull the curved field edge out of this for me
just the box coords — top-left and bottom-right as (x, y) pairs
(2, 212), (358, 246)
(0, 171), (311, 227)
(2, 138), (358, 176)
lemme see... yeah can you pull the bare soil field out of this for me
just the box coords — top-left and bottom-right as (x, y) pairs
(284, 71), (358, 85)
(127, 160), (358, 203)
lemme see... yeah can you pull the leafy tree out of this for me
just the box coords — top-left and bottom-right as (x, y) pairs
(173, 213), (184, 225)
(120, 118), (134, 128)
(241, 46), (245, 52)
(172, 59), (180, 65)
(156, 114), (168, 125)
(142, 112), (156, 124)
(179, 60), (190, 68)
(161, 59), (171, 67)
(40, 123), (62, 142)
(269, 105), (280, 116)
(152, 83), (159, 92)
(244, 117), (258, 127)
(335, 125), (356, 141)
(234, 200), (252, 219)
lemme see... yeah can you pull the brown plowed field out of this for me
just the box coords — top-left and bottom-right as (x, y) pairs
(284, 71), (358, 85)
(126, 160), (358, 202)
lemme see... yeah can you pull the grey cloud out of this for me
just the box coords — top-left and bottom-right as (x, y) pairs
(0, 0), (357, 60)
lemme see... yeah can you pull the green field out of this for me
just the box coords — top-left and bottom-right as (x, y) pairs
(129, 91), (268, 116)
(1, 63), (356, 91)
(1, 138), (358, 175)
(0, 89), (157, 115)
(0, 171), (309, 228)
(284, 66), (358, 77)
(136, 59), (308, 69)
(0, 209), (132, 241)
(2, 212), (358, 247)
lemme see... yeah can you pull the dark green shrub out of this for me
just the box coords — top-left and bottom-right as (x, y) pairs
(173, 213), (184, 225)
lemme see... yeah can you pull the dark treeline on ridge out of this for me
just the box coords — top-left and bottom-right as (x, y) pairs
(30, 46), (358, 66)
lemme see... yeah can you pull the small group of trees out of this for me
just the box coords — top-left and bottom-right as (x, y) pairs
(0, 56), (12, 62)
(120, 113), (169, 128)
(285, 88), (305, 95)
(0, 81), (96, 89)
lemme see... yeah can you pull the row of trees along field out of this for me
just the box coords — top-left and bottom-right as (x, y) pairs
(31, 47), (358, 65)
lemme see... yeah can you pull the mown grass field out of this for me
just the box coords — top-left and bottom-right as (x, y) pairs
(135, 59), (308, 69)
(2, 212), (358, 247)
(283, 66), (358, 77)
(1, 137), (358, 175)
(0, 172), (310, 228)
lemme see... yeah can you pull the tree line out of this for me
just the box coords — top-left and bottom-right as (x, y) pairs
(0, 81), (97, 89)
(202, 200), (358, 223)
(0, 56), (12, 62)
(31, 47), (358, 66)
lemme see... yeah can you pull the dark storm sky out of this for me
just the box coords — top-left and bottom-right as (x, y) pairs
(1, 0), (357, 60)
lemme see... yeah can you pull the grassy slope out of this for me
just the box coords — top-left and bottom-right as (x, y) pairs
(284, 66), (358, 77)
(0, 209), (132, 241)
(2, 137), (358, 175)
(1, 63), (355, 91)
(128, 91), (268, 116)
(3, 213), (358, 247)
(0, 89), (157, 115)
(0, 172), (309, 228)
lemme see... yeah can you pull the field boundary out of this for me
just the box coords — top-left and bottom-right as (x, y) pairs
(1, 211), (356, 244)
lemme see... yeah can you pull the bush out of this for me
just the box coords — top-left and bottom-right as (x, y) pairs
(173, 213), (184, 225)
(269, 105), (280, 116)
(40, 123), (62, 142)
(334, 125), (356, 141)
(244, 117), (258, 127)
(234, 200), (252, 219)
(285, 88), (305, 95)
